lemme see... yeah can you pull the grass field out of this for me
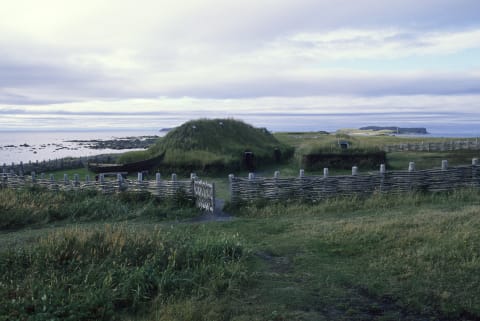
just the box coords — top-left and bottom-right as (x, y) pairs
(4, 131), (480, 320)
(2, 188), (480, 320)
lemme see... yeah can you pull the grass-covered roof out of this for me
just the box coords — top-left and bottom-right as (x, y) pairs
(121, 118), (293, 173)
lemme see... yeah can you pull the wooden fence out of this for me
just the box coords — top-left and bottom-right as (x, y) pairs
(229, 159), (480, 205)
(2, 155), (117, 175)
(383, 139), (480, 152)
(0, 171), (215, 213)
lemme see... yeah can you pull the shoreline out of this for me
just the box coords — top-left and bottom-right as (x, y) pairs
(0, 131), (161, 164)
(2, 129), (480, 165)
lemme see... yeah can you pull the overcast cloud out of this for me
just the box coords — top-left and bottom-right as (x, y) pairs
(0, 0), (479, 130)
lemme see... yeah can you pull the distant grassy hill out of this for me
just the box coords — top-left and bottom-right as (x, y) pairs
(119, 119), (293, 173)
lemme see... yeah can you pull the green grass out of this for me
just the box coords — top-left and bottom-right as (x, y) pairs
(6, 130), (480, 320)
(135, 119), (293, 174)
(44, 167), (95, 180)
(387, 150), (480, 170)
(2, 187), (480, 320)
(219, 190), (480, 320)
(0, 188), (198, 230)
(0, 224), (247, 321)
(117, 150), (154, 164)
(275, 131), (479, 151)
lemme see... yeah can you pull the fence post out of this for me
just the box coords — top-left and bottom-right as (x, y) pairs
(138, 172), (145, 193)
(171, 173), (177, 198)
(379, 164), (386, 193)
(1, 168), (6, 188)
(228, 174), (235, 203)
(473, 158), (479, 188)
(190, 173), (196, 200)
(64, 174), (69, 185)
(323, 168), (329, 178)
(352, 166), (358, 176)
(74, 174), (79, 187)
(117, 173), (123, 192)
(211, 182), (216, 213)
(31, 172), (36, 184)
(248, 173), (256, 201)
(273, 171), (280, 200)
(298, 169), (306, 199)
(155, 173), (162, 197)
(408, 162), (416, 172)
(99, 174), (105, 192)
(441, 160), (448, 170)
(40, 173), (45, 180)
(408, 162), (416, 192)
(49, 174), (55, 189)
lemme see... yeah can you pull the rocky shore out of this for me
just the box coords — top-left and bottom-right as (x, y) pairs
(0, 136), (159, 152)
(0, 135), (160, 164)
(65, 135), (159, 150)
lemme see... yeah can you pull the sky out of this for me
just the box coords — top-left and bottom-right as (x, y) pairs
(1, 0), (480, 132)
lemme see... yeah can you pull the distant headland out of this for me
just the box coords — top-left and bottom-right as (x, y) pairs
(359, 126), (428, 135)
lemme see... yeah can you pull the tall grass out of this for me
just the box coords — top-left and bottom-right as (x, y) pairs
(0, 188), (197, 230)
(0, 225), (248, 321)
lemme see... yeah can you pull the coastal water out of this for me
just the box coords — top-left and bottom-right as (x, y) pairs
(0, 130), (163, 164)
(1, 121), (479, 165)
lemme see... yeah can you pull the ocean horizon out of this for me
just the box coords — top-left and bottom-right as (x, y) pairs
(1, 118), (480, 164)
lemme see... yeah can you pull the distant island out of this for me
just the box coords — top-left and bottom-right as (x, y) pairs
(359, 126), (428, 135)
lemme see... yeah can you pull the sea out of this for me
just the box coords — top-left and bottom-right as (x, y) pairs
(1, 121), (479, 165)
(0, 130), (164, 164)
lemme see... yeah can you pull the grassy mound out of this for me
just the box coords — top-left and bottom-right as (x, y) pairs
(146, 119), (293, 173)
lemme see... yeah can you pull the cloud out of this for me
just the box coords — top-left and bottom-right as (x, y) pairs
(1, 95), (480, 132)
(0, 0), (480, 106)
(263, 29), (480, 61)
